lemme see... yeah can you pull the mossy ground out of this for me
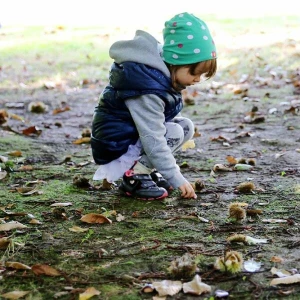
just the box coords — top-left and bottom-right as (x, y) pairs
(1, 16), (300, 299)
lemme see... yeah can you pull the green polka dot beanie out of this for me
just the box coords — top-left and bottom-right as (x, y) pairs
(163, 12), (217, 65)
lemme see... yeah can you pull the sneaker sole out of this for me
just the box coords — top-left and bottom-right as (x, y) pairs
(121, 190), (168, 201)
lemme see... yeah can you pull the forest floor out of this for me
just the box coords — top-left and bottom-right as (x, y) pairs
(0, 19), (300, 299)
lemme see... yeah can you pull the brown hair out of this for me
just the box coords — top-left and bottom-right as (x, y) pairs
(167, 58), (217, 90)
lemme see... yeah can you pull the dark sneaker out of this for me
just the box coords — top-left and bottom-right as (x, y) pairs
(150, 171), (172, 191)
(119, 170), (168, 200)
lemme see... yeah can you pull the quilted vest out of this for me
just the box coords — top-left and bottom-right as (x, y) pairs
(91, 62), (183, 165)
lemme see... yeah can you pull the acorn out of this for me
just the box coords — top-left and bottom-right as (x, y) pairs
(247, 158), (256, 166)
(194, 179), (205, 192)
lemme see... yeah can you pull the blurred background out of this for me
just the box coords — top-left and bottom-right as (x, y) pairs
(2, 0), (297, 27)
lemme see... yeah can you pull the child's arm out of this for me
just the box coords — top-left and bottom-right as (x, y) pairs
(125, 94), (195, 197)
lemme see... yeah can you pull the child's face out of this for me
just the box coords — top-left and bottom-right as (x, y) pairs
(174, 64), (203, 91)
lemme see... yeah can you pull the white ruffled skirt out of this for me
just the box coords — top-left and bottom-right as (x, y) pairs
(92, 140), (142, 182)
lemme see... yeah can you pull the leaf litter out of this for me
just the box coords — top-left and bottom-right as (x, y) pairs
(0, 21), (300, 299)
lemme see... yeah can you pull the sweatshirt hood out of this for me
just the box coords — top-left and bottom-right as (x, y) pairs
(109, 30), (170, 77)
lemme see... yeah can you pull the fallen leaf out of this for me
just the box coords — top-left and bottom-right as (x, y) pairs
(79, 287), (101, 300)
(22, 126), (42, 136)
(213, 164), (232, 172)
(116, 214), (125, 222)
(270, 256), (284, 263)
(6, 261), (31, 270)
(72, 137), (91, 144)
(8, 150), (22, 157)
(0, 291), (30, 299)
(50, 202), (72, 207)
(270, 274), (300, 286)
(182, 274), (211, 295)
(152, 280), (182, 297)
(53, 106), (70, 114)
(262, 219), (287, 223)
(0, 237), (10, 249)
(16, 186), (41, 196)
(182, 139), (195, 151)
(0, 221), (27, 231)
(69, 226), (90, 233)
(17, 165), (34, 171)
(31, 264), (61, 276)
(80, 213), (112, 224)
(271, 267), (291, 278)
(0, 170), (7, 180)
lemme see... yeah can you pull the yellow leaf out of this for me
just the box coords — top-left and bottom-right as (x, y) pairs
(73, 137), (91, 144)
(79, 287), (101, 300)
(6, 261), (31, 270)
(0, 291), (30, 299)
(182, 139), (195, 151)
(8, 150), (22, 157)
(69, 226), (89, 233)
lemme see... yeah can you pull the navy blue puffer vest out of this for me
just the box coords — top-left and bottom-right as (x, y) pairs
(91, 62), (183, 165)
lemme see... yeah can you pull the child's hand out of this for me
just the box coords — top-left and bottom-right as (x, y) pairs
(179, 182), (197, 199)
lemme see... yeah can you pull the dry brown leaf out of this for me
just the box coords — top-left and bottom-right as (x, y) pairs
(31, 264), (61, 276)
(16, 186), (40, 196)
(8, 150), (22, 157)
(213, 164), (232, 172)
(0, 237), (11, 249)
(29, 219), (42, 224)
(17, 165), (34, 171)
(72, 137), (91, 144)
(22, 126), (42, 136)
(6, 261), (31, 270)
(0, 221), (27, 231)
(80, 213), (112, 224)
(0, 291), (30, 299)
(226, 155), (238, 164)
(52, 106), (70, 114)
(270, 256), (284, 263)
(210, 135), (231, 142)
